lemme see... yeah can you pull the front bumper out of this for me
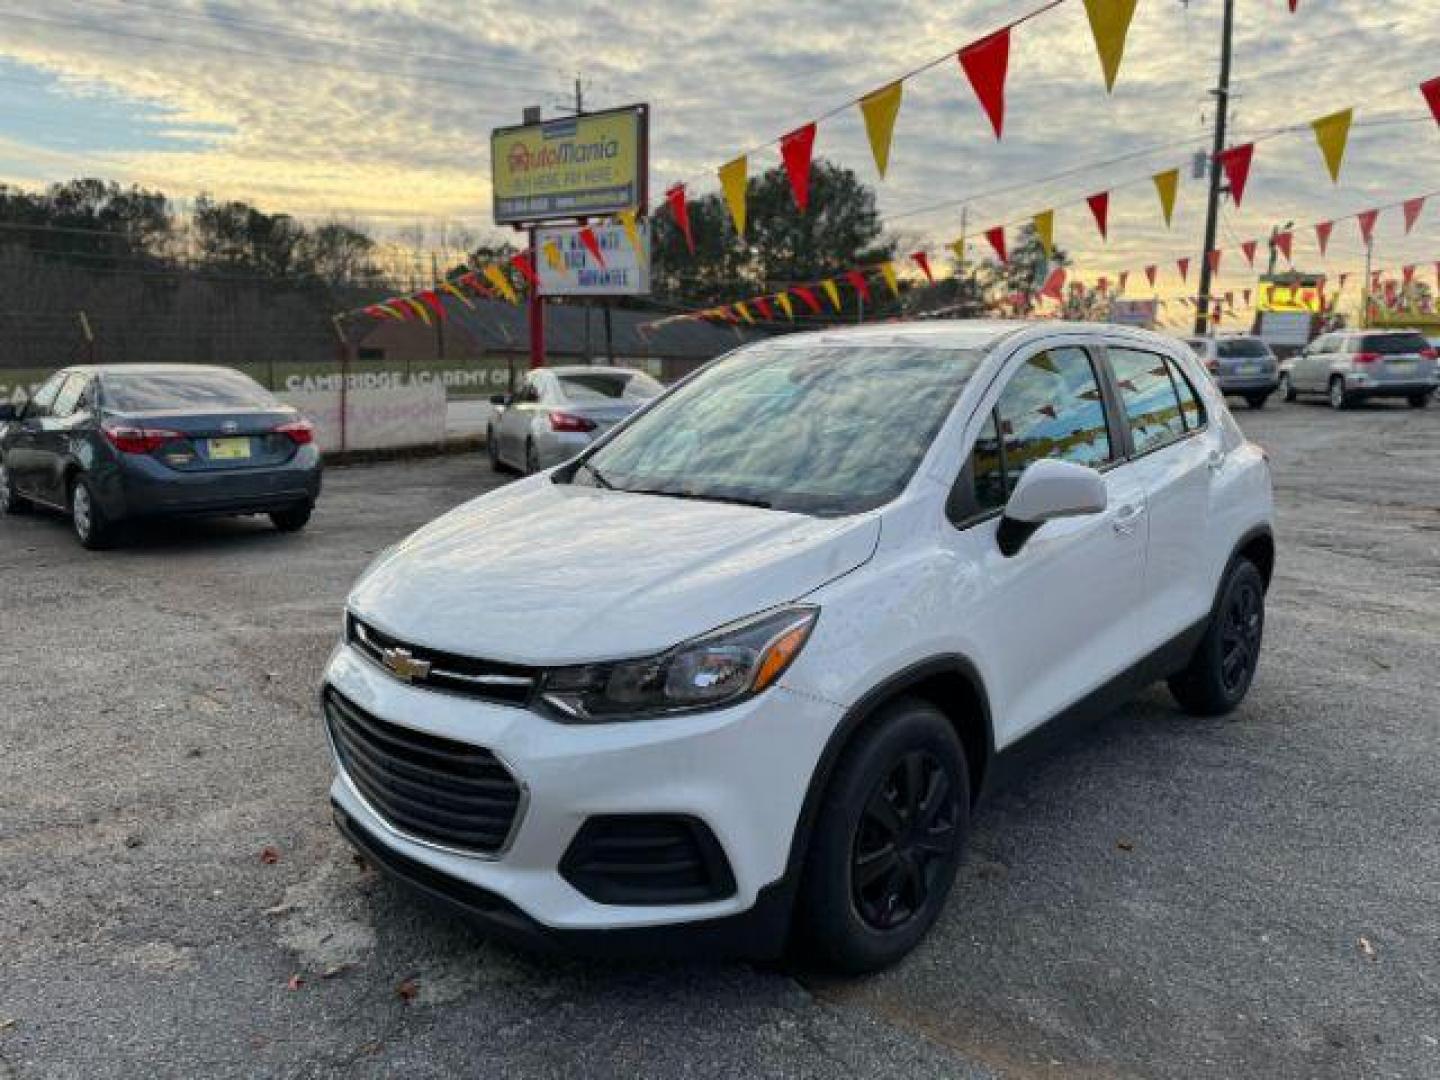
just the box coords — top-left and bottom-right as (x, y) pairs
(321, 640), (842, 947)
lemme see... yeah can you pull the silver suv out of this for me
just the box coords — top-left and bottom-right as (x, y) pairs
(1282, 330), (1438, 409)
(1182, 336), (1280, 409)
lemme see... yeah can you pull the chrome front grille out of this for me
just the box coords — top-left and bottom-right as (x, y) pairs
(347, 614), (538, 706)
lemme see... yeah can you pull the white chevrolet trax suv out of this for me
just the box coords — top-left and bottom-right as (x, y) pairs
(323, 321), (1275, 973)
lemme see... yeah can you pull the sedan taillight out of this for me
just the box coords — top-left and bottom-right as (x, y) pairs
(1352, 351), (1381, 365)
(274, 419), (315, 445)
(549, 411), (597, 433)
(102, 423), (181, 454)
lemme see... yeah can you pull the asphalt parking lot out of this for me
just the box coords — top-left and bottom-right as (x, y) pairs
(2, 395), (1437, 1080)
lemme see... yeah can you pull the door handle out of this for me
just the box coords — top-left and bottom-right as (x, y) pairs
(1112, 503), (1145, 534)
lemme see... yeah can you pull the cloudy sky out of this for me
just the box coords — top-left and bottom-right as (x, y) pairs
(1, 0), (1438, 320)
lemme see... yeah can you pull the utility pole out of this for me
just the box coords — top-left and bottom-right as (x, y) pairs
(1194, 0), (1234, 336)
(1361, 236), (1374, 329)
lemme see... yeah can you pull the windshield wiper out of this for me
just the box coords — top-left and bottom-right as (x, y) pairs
(572, 460), (614, 489)
(623, 487), (772, 509)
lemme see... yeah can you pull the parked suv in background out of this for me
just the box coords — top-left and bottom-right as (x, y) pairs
(0, 364), (321, 548)
(324, 321), (1274, 973)
(1182, 335), (1280, 409)
(1284, 330), (1438, 408)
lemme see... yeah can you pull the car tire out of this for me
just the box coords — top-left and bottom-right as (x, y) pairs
(1245, 392), (1269, 410)
(525, 439), (540, 475)
(270, 503), (313, 533)
(487, 427), (504, 472)
(70, 476), (117, 550)
(1329, 377), (1351, 410)
(1168, 558), (1265, 717)
(1407, 393), (1430, 409)
(0, 461), (30, 514)
(797, 698), (969, 974)
(1279, 373), (1297, 402)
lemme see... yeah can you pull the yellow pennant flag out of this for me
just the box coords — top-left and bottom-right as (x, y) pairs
(402, 298), (431, 325)
(617, 208), (646, 263)
(879, 261), (900, 298)
(1152, 168), (1179, 227)
(775, 292), (794, 320)
(718, 157), (748, 236)
(440, 281), (475, 309)
(735, 302), (755, 324)
(858, 82), (904, 179)
(1083, 0), (1139, 93)
(542, 239), (566, 274)
(1311, 108), (1353, 184)
(376, 302), (404, 320)
(1032, 209), (1055, 258)
(483, 264), (519, 304)
(821, 279), (842, 312)
(949, 235), (966, 263)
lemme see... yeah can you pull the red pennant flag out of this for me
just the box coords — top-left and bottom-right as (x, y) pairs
(1177, 257), (1190, 282)
(1358, 208), (1379, 245)
(1338, 272), (1349, 289)
(1289, 0), (1298, 11)
(1315, 220), (1333, 255)
(1207, 249), (1222, 276)
(417, 289), (446, 321)
(754, 296), (774, 321)
(509, 252), (539, 287)
(844, 268), (872, 303)
(1144, 265), (1157, 288)
(1039, 266), (1066, 301)
(780, 123), (817, 212)
(984, 226), (1007, 264)
(958, 28), (1011, 140)
(1403, 265), (1417, 289)
(910, 251), (934, 284)
(1243, 288), (1252, 306)
(1422, 77), (1440, 128)
(1274, 230), (1293, 264)
(1097, 275), (1110, 293)
(1086, 191), (1110, 240)
(1118, 271), (1129, 293)
(665, 185), (695, 254)
(1241, 240), (1258, 267)
(793, 286), (822, 315)
(1216, 143), (1255, 207)
(1403, 196), (1426, 234)
(578, 226), (608, 268)
(1225, 291), (1234, 307)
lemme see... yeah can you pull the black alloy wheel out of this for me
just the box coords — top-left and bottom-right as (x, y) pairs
(1218, 575), (1263, 697)
(851, 750), (960, 932)
(1169, 557), (1266, 716)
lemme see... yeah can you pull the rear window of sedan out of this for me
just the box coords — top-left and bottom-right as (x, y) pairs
(1359, 333), (1430, 355)
(1216, 338), (1270, 359)
(557, 371), (663, 404)
(102, 370), (278, 412)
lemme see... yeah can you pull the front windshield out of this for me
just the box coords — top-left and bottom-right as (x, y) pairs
(571, 342), (985, 516)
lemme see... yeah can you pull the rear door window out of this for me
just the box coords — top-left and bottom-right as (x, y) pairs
(1108, 348), (1191, 454)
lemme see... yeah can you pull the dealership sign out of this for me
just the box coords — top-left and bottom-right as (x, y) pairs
(536, 221), (650, 296)
(491, 104), (648, 225)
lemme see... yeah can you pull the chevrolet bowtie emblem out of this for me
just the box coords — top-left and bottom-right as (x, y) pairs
(381, 646), (431, 682)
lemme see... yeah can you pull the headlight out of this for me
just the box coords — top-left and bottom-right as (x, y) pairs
(539, 605), (819, 722)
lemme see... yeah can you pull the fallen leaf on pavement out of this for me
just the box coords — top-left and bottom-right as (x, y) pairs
(395, 977), (419, 1003)
(1116, 839), (1135, 852)
(322, 963), (354, 980)
(286, 974), (305, 991)
(259, 846), (280, 865)
(1358, 936), (1376, 959)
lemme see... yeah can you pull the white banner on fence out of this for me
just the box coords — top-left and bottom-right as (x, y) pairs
(536, 220), (650, 296)
(279, 382), (446, 453)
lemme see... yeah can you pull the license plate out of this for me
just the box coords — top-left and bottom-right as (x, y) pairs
(207, 437), (252, 461)
(1388, 360), (1416, 372)
(1239, 363), (1262, 374)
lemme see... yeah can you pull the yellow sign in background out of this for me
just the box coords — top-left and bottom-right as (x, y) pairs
(491, 106), (645, 225)
(1256, 282), (1323, 314)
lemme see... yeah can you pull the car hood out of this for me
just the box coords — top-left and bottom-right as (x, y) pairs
(349, 477), (881, 665)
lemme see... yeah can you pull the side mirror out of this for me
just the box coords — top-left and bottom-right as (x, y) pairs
(489, 393), (509, 407)
(997, 459), (1107, 556)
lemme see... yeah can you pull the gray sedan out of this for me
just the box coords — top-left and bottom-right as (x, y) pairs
(0, 364), (322, 549)
(487, 365), (664, 474)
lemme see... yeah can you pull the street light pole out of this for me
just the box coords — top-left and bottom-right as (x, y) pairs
(1194, 0), (1234, 336)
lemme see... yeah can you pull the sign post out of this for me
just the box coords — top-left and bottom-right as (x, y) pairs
(491, 104), (649, 370)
